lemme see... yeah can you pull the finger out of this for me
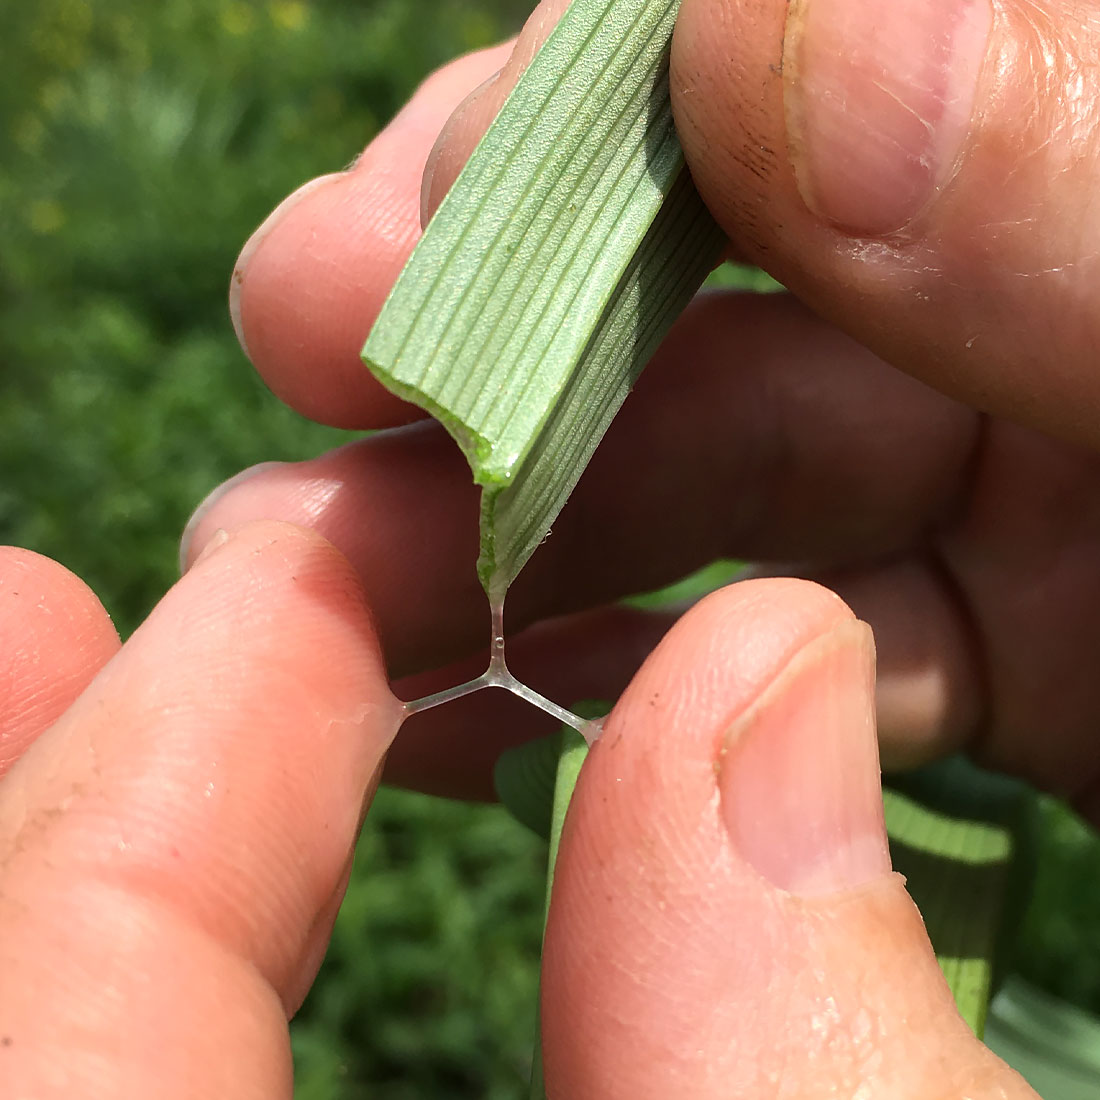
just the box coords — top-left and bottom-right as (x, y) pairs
(421, 0), (574, 218)
(933, 420), (1100, 811)
(179, 292), (1100, 813)
(0, 523), (401, 1098)
(387, 603), (679, 799)
(672, 0), (1100, 446)
(744, 557), (986, 774)
(541, 578), (1036, 1099)
(182, 424), (487, 676)
(230, 42), (514, 430)
(804, 421), (1100, 821)
(0, 548), (119, 779)
(183, 293), (978, 676)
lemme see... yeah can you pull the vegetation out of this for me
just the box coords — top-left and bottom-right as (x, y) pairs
(2, 1), (1098, 1095)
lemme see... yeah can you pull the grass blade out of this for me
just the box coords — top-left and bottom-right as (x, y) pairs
(528, 725), (590, 1100)
(883, 758), (1035, 1038)
(986, 976), (1100, 1098)
(362, 0), (724, 598)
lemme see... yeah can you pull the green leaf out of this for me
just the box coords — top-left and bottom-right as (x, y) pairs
(494, 728), (562, 843)
(624, 557), (743, 610)
(363, 0), (725, 598)
(528, 724), (591, 1100)
(546, 726), (592, 904)
(493, 706), (608, 1100)
(883, 758), (1036, 1038)
(986, 976), (1100, 1099)
(494, 700), (612, 842)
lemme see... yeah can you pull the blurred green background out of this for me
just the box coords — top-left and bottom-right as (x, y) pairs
(2, 0), (1098, 1096)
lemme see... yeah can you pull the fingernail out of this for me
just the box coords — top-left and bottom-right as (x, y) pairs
(718, 620), (891, 896)
(179, 462), (285, 573)
(783, 0), (992, 234)
(229, 173), (345, 360)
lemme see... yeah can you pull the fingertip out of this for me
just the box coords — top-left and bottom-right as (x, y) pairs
(420, 68), (505, 223)
(0, 547), (118, 644)
(231, 166), (428, 429)
(781, 0), (992, 236)
(717, 617), (891, 897)
(540, 577), (869, 1094)
(181, 518), (397, 693)
(1, 520), (403, 1032)
(230, 172), (347, 363)
(672, 0), (1100, 446)
(179, 462), (287, 572)
(230, 44), (516, 432)
(607, 577), (854, 749)
(0, 547), (120, 776)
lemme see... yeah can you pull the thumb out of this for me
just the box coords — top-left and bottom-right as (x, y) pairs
(672, 0), (1100, 445)
(540, 579), (1036, 1099)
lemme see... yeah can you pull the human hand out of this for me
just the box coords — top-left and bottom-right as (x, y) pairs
(0, 526), (401, 1094)
(172, 0), (1100, 1093)
(0, 533), (1033, 1097)
(197, 0), (1100, 809)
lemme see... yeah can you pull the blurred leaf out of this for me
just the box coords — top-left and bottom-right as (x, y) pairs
(494, 730), (563, 843)
(883, 758), (1035, 1037)
(0, 0), (530, 633)
(986, 977), (1100, 1099)
(624, 558), (742, 610)
(494, 701), (611, 843)
(1015, 796), (1100, 1014)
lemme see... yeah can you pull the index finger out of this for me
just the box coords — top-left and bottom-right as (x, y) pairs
(230, 43), (513, 430)
(0, 523), (400, 1097)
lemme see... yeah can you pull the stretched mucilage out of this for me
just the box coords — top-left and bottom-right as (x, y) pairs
(400, 597), (600, 739)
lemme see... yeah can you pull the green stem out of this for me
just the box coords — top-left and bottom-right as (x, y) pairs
(529, 728), (590, 1100)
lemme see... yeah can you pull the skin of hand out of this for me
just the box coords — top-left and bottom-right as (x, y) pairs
(5, 0), (1094, 1094)
(0, 535), (1032, 1098)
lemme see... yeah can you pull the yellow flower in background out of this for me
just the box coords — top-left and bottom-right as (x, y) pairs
(39, 79), (72, 116)
(219, 2), (256, 37)
(28, 199), (66, 235)
(30, 0), (92, 71)
(270, 0), (308, 33)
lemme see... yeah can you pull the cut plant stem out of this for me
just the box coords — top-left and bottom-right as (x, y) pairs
(400, 599), (597, 738)
(366, 0), (723, 736)
(363, 0), (726, 599)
